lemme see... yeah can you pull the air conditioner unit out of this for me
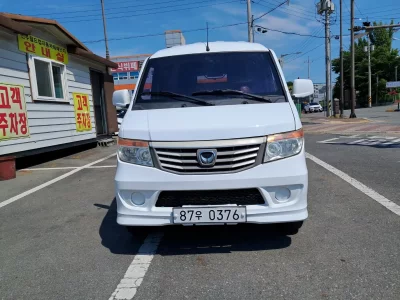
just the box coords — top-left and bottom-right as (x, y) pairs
(317, 0), (334, 13)
(317, 2), (323, 14)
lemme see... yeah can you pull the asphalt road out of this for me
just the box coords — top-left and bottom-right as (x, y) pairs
(0, 135), (399, 300)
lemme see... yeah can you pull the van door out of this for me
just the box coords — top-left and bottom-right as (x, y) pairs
(90, 70), (107, 135)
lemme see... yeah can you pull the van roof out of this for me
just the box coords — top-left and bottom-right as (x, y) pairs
(151, 42), (270, 59)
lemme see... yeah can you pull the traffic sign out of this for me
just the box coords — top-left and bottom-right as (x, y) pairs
(386, 81), (400, 88)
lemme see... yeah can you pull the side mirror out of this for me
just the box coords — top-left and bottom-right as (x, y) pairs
(292, 79), (314, 98)
(112, 89), (131, 108)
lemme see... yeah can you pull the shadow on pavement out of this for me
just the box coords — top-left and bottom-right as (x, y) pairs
(98, 199), (292, 255)
(157, 224), (292, 256)
(97, 198), (145, 255)
(16, 142), (97, 169)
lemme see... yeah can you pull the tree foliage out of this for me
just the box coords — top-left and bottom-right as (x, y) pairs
(332, 21), (400, 107)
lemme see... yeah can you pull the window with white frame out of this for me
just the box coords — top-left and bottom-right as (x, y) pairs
(29, 56), (67, 102)
(118, 72), (128, 80)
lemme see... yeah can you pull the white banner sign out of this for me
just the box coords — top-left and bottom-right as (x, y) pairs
(386, 81), (400, 88)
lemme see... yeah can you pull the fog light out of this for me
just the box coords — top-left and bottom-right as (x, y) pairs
(131, 192), (145, 206)
(275, 188), (291, 202)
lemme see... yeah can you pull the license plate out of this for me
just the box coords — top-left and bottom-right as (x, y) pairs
(173, 206), (247, 224)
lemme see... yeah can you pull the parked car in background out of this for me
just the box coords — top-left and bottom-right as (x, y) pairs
(304, 102), (323, 113)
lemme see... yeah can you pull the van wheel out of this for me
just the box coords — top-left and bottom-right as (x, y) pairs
(278, 221), (304, 235)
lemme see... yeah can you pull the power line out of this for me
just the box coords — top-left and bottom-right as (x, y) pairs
(354, 1), (365, 17)
(254, 0), (289, 21)
(344, 0), (351, 15)
(32, 0), (201, 17)
(259, 0), (316, 19)
(358, 4), (400, 14)
(16, 0), (139, 13)
(60, 0), (237, 23)
(83, 21), (248, 43)
(44, 0), (223, 20)
(254, 1), (316, 22)
(263, 0), (316, 17)
(288, 27), (324, 61)
(82, 21), (326, 44)
(286, 43), (324, 63)
(264, 27), (325, 38)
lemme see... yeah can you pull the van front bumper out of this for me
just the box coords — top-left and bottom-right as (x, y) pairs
(115, 150), (308, 226)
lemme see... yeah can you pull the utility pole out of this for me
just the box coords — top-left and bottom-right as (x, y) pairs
(349, 0), (356, 117)
(307, 56), (311, 78)
(362, 22), (373, 108)
(396, 66), (398, 81)
(325, 10), (332, 117)
(100, 0), (110, 59)
(368, 36), (372, 108)
(247, 0), (253, 42)
(340, 0), (344, 117)
(376, 75), (379, 105)
(317, 1), (334, 117)
(252, 15), (255, 42)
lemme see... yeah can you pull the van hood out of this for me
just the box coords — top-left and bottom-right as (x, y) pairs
(120, 103), (297, 141)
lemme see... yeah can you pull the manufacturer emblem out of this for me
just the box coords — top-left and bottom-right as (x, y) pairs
(197, 149), (217, 167)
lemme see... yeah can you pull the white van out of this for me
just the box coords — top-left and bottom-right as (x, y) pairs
(113, 42), (314, 235)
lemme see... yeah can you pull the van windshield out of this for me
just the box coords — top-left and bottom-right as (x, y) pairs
(133, 52), (286, 110)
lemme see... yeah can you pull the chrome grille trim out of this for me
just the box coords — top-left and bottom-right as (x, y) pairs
(150, 136), (266, 149)
(152, 137), (265, 174)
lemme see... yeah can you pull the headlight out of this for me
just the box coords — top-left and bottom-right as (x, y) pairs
(264, 129), (304, 162)
(118, 138), (153, 167)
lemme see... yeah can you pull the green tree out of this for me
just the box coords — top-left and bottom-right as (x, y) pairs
(287, 81), (293, 93)
(332, 21), (400, 107)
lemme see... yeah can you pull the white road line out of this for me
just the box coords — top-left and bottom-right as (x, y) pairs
(317, 137), (340, 144)
(0, 153), (116, 209)
(20, 167), (78, 171)
(347, 139), (366, 145)
(109, 233), (163, 300)
(20, 165), (116, 171)
(87, 165), (116, 169)
(306, 153), (400, 216)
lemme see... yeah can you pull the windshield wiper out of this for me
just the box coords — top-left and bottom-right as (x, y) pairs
(141, 91), (214, 106)
(192, 89), (272, 103)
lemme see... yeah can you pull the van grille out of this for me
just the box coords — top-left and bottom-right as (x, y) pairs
(152, 138), (265, 174)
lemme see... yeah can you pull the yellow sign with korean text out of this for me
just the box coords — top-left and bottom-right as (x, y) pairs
(17, 34), (69, 64)
(0, 83), (30, 141)
(73, 93), (92, 132)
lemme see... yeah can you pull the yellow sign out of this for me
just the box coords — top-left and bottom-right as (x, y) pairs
(73, 93), (92, 132)
(0, 83), (30, 141)
(18, 34), (69, 64)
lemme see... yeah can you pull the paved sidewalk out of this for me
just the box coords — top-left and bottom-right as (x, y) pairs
(301, 110), (400, 135)
(303, 122), (400, 135)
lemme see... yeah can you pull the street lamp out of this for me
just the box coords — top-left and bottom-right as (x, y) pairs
(363, 37), (374, 107)
(252, 25), (268, 42)
(279, 52), (302, 67)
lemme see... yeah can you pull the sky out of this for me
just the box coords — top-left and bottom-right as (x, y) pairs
(2, 0), (400, 83)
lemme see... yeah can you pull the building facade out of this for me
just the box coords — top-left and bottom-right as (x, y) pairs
(111, 30), (186, 93)
(0, 13), (118, 158)
(111, 54), (151, 92)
